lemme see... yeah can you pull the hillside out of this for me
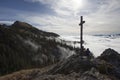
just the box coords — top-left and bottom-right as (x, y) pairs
(1, 49), (120, 80)
(0, 21), (75, 76)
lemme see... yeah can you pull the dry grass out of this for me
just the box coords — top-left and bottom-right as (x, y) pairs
(0, 64), (55, 80)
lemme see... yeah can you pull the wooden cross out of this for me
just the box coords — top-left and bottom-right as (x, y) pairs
(79, 16), (85, 54)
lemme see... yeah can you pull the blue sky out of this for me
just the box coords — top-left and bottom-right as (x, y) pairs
(0, 0), (120, 35)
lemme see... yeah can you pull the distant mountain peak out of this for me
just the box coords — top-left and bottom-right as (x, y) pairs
(12, 21), (33, 28)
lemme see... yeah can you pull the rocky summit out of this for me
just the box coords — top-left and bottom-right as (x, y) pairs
(1, 48), (120, 80)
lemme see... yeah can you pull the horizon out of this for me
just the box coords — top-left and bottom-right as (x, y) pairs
(0, 0), (120, 35)
(1, 20), (120, 36)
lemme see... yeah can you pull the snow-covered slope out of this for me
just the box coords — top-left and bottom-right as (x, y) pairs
(60, 34), (120, 57)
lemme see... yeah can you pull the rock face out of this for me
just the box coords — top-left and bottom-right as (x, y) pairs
(47, 54), (94, 75)
(41, 48), (120, 80)
(98, 48), (120, 66)
(0, 21), (75, 76)
(97, 48), (120, 79)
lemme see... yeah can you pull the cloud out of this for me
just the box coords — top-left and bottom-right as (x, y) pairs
(24, 0), (86, 16)
(19, 14), (79, 35)
(1, 0), (120, 35)
(0, 21), (14, 25)
(60, 35), (120, 56)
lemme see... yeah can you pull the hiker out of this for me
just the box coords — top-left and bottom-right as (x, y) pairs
(86, 48), (90, 57)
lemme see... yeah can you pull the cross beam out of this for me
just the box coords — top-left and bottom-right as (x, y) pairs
(79, 16), (85, 54)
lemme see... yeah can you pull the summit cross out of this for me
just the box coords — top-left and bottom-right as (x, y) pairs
(79, 16), (85, 54)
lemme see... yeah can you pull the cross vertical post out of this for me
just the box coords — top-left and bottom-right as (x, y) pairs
(79, 16), (85, 54)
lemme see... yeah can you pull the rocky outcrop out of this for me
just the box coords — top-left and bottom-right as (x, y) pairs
(43, 48), (120, 80)
(97, 48), (120, 79)
(47, 54), (94, 75)
(98, 48), (120, 67)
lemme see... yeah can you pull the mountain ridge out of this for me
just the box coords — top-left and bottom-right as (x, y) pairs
(0, 21), (75, 76)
